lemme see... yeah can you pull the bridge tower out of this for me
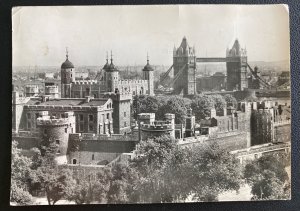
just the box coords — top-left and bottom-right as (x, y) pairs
(173, 37), (196, 96)
(226, 39), (248, 91)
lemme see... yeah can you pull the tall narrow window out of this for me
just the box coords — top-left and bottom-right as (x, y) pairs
(89, 114), (94, 122)
(79, 114), (84, 121)
(92, 154), (94, 160)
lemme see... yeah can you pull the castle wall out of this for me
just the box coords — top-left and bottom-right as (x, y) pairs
(178, 131), (248, 151)
(22, 101), (113, 135)
(71, 81), (101, 98)
(274, 123), (291, 143)
(115, 79), (150, 96)
(68, 151), (121, 165)
(67, 134), (137, 165)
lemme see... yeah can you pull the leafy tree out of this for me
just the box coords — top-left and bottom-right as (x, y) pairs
(10, 180), (33, 205)
(107, 164), (138, 204)
(128, 135), (178, 203)
(29, 166), (75, 205)
(244, 152), (290, 200)
(191, 94), (215, 121)
(68, 168), (111, 204)
(159, 96), (190, 124)
(28, 137), (76, 205)
(224, 94), (237, 108)
(184, 143), (243, 201)
(211, 94), (227, 114)
(128, 138), (242, 203)
(10, 141), (34, 205)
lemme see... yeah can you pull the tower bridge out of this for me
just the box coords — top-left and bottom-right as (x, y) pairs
(160, 37), (285, 97)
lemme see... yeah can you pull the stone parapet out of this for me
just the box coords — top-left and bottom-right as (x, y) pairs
(73, 80), (99, 85)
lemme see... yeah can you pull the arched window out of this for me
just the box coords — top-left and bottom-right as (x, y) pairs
(72, 159), (77, 164)
(92, 154), (94, 160)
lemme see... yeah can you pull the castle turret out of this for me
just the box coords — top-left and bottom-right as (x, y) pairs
(25, 84), (39, 97)
(37, 111), (76, 164)
(61, 48), (75, 98)
(138, 113), (175, 141)
(142, 53), (154, 96)
(45, 82), (59, 98)
(104, 51), (119, 92)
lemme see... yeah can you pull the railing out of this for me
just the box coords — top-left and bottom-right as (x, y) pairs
(231, 142), (290, 157)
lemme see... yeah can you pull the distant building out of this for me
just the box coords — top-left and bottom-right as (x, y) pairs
(278, 71), (290, 86)
(61, 51), (154, 99)
(197, 72), (226, 91)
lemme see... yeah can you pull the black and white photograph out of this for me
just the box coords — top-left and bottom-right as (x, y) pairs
(11, 5), (291, 205)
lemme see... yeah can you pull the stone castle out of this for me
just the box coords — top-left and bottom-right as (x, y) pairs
(61, 51), (154, 98)
(12, 39), (291, 168)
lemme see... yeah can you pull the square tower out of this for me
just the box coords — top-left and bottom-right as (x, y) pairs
(173, 37), (196, 96)
(226, 39), (248, 91)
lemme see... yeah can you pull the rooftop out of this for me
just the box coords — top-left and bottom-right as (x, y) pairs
(26, 98), (110, 107)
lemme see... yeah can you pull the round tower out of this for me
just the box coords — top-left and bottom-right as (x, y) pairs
(104, 51), (119, 92)
(61, 48), (75, 98)
(142, 53), (154, 96)
(37, 111), (76, 164)
(45, 84), (59, 98)
(25, 84), (39, 97)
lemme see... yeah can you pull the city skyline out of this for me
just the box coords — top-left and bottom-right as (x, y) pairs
(12, 5), (290, 67)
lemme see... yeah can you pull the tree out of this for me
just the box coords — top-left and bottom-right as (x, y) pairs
(10, 141), (34, 205)
(28, 137), (76, 205)
(224, 94), (237, 108)
(211, 94), (227, 114)
(159, 96), (190, 124)
(244, 152), (290, 200)
(10, 180), (33, 205)
(191, 94), (215, 121)
(184, 143), (243, 201)
(128, 135), (178, 203)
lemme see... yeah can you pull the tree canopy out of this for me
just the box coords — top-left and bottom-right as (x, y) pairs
(243, 151), (290, 200)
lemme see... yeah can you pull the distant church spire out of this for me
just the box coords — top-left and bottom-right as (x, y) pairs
(106, 51), (109, 63)
(147, 52), (149, 65)
(110, 50), (113, 64)
(66, 47), (69, 60)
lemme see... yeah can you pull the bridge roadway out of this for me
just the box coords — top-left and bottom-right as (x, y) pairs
(196, 57), (240, 63)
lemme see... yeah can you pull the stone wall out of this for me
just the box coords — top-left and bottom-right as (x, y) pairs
(274, 124), (291, 143)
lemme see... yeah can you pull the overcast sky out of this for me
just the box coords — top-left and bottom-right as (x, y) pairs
(12, 5), (290, 67)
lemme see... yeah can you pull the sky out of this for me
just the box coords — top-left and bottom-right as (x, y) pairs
(12, 5), (290, 67)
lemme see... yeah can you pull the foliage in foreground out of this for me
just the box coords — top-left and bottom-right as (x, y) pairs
(243, 151), (291, 200)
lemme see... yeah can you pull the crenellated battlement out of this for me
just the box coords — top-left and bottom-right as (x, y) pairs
(24, 104), (100, 111)
(116, 79), (149, 86)
(72, 80), (99, 85)
(140, 121), (173, 131)
(37, 116), (74, 126)
(70, 133), (136, 142)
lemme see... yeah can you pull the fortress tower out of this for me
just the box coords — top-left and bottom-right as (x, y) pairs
(103, 52), (119, 92)
(25, 85), (39, 97)
(45, 83), (59, 98)
(173, 37), (196, 96)
(36, 111), (76, 164)
(61, 49), (75, 98)
(142, 54), (154, 96)
(226, 39), (248, 91)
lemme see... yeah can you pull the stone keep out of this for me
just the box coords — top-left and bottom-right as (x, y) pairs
(36, 111), (76, 164)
